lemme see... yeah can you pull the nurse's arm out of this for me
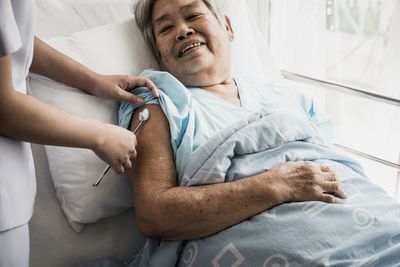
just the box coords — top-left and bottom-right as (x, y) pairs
(30, 37), (158, 104)
(0, 55), (137, 174)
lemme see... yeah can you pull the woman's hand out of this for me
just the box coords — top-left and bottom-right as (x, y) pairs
(268, 161), (347, 204)
(89, 74), (159, 104)
(92, 124), (138, 174)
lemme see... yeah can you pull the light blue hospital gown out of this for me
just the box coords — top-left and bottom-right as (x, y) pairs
(119, 69), (332, 174)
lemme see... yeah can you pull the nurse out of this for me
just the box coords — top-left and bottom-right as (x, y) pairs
(0, 0), (158, 266)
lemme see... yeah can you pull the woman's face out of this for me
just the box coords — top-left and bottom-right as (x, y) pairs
(152, 0), (234, 87)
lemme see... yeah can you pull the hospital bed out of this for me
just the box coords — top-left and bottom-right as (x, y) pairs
(28, 0), (279, 265)
(28, 0), (400, 266)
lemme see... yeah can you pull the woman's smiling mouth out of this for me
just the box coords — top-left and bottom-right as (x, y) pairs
(178, 41), (205, 57)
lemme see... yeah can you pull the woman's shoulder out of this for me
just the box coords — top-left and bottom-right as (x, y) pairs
(140, 69), (192, 99)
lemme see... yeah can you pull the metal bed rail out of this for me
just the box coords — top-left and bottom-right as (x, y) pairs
(282, 70), (400, 107)
(281, 70), (400, 170)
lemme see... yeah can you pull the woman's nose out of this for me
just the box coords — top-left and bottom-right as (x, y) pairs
(176, 26), (194, 41)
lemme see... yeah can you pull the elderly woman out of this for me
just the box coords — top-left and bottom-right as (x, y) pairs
(124, 0), (344, 239)
(114, 0), (399, 266)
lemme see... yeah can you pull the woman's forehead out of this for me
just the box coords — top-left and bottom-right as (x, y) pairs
(152, 0), (207, 23)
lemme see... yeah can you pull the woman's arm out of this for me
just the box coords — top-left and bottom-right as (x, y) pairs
(127, 105), (346, 241)
(30, 37), (158, 104)
(0, 55), (135, 173)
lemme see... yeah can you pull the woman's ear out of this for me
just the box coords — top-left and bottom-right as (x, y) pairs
(224, 15), (234, 42)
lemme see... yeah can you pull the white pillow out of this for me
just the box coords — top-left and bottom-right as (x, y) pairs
(28, 1), (282, 232)
(34, 0), (134, 38)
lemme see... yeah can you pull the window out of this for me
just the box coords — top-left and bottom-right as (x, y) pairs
(247, 0), (400, 200)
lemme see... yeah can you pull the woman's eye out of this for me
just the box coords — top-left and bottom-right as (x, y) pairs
(187, 14), (200, 20)
(160, 25), (173, 34)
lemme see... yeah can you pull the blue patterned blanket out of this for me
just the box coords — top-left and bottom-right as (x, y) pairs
(81, 109), (400, 267)
(127, 109), (400, 267)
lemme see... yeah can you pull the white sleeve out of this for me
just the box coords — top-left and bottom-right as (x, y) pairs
(0, 0), (22, 56)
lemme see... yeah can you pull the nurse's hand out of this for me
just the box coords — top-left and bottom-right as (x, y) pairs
(92, 124), (138, 174)
(89, 74), (159, 104)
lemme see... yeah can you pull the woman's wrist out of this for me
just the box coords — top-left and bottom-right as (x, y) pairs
(257, 170), (287, 207)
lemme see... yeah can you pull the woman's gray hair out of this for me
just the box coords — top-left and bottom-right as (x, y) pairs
(133, 0), (227, 59)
